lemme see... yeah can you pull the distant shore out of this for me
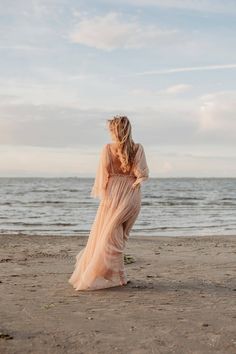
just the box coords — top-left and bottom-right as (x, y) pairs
(0, 234), (236, 354)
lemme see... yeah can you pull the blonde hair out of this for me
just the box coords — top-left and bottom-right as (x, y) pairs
(107, 115), (136, 173)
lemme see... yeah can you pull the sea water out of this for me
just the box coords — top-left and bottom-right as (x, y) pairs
(0, 177), (236, 237)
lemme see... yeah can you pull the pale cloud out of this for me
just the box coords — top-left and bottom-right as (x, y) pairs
(0, 97), (235, 177)
(1, 144), (235, 177)
(123, 64), (236, 77)
(159, 161), (173, 174)
(0, 104), (109, 147)
(198, 91), (236, 134)
(129, 84), (192, 97)
(0, 75), (97, 107)
(0, 45), (48, 51)
(1, 90), (235, 152)
(0, 101), (189, 147)
(145, 145), (236, 177)
(0, 94), (20, 104)
(0, 145), (100, 177)
(0, 0), (63, 18)
(68, 12), (178, 50)
(110, 0), (236, 14)
(164, 84), (192, 94)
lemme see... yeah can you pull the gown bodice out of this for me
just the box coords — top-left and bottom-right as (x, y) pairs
(107, 143), (140, 177)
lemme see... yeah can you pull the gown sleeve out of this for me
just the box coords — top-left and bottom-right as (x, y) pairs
(132, 144), (149, 188)
(90, 144), (110, 200)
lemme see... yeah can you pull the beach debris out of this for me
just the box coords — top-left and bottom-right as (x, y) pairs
(87, 317), (93, 320)
(124, 254), (135, 264)
(0, 257), (13, 263)
(129, 326), (136, 331)
(202, 323), (209, 327)
(42, 303), (56, 309)
(0, 332), (14, 340)
(131, 284), (146, 289)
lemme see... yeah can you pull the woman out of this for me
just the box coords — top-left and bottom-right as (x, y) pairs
(68, 115), (149, 291)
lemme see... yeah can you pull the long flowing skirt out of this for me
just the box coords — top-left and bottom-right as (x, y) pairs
(68, 175), (141, 291)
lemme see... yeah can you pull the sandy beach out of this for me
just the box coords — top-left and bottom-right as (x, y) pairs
(0, 233), (235, 354)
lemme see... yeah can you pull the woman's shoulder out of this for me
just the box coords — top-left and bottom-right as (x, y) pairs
(135, 143), (144, 152)
(134, 143), (141, 153)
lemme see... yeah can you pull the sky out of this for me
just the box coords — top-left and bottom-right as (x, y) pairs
(0, 0), (236, 177)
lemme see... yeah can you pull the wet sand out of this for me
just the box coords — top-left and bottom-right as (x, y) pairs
(0, 233), (236, 354)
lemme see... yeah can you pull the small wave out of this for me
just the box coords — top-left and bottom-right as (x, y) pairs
(207, 201), (236, 206)
(63, 189), (79, 192)
(2, 222), (77, 226)
(221, 197), (236, 200)
(146, 195), (162, 199)
(30, 189), (56, 193)
(169, 196), (203, 200)
(157, 201), (198, 206)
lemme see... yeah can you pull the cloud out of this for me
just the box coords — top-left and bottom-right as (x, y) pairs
(162, 84), (192, 95)
(155, 151), (236, 177)
(0, 145), (99, 177)
(197, 91), (236, 134)
(159, 161), (173, 174)
(129, 92), (236, 146)
(68, 12), (178, 50)
(110, 0), (236, 14)
(129, 84), (192, 97)
(0, 94), (20, 104)
(0, 90), (235, 151)
(0, 103), (116, 147)
(0, 101), (195, 148)
(0, 97), (235, 177)
(123, 64), (236, 77)
(0, 0), (62, 18)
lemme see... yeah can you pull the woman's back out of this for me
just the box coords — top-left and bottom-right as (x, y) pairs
(107, 143), (140, 176)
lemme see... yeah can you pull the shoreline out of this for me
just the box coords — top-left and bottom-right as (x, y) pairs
(1, 232), (236, 239)
(1, 233), (236, 353)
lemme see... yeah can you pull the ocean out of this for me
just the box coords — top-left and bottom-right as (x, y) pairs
(0, 177), (236, 237)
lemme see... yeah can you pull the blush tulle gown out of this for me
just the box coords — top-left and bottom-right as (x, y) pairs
(68, 143), (149, 291)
